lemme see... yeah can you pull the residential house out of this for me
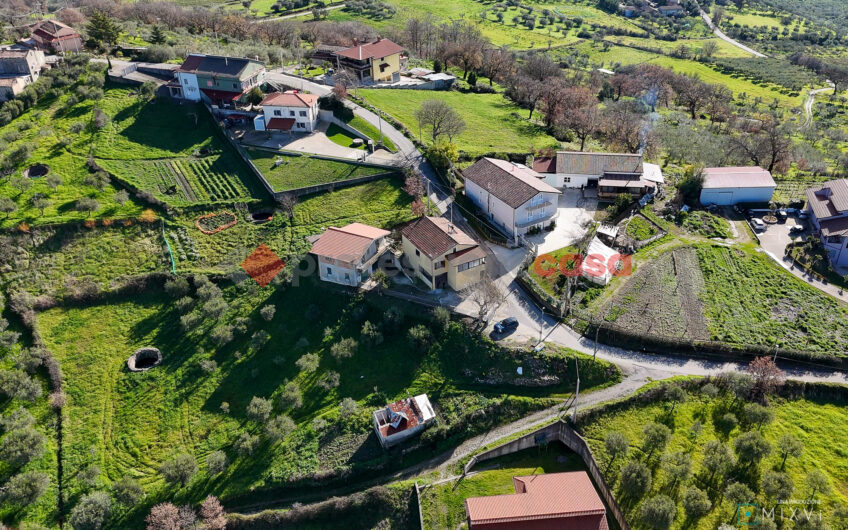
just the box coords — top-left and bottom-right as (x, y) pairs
(806, 179), (848, 269)
(658, 3), (685, 16)
(463, 157), (561, 237)
(373, 394), (436, 448)
(401, 216), (486, 291)
(255, 90), (320, 133)
(465, 471), (610, 529)
(533, 151), (661, 200)
(310, 222), (392, 286)
(0, 49), (46, 102)
(26, 20), (82, 53)
(333, 38), (406, 83)
(170, 54), (265, 106)
(700, 166), (775, 206)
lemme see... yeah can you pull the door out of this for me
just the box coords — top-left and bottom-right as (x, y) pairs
(435, 273), (448, 289)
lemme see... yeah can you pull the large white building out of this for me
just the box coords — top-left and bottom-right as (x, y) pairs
(463, 157), (561, 238)
(806, 179), (848, 269)
(254, 90), (320, 133)
(699, 167), (776, 206)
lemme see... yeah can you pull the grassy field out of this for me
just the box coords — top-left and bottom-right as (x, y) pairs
(358, 89), (559, 156)
(325, 124), (366, 150)
(346, 114), (397, 152)
(420, 442), (587, 529)
(37, 278), (618, 528)
(580, 382), (848, 529)
(625, 215), (659, 241)
(682, 211), (733, 239)
(246, 149), (389, 192)
(0, 223), (167, 297)
(528, 245), (578, 297)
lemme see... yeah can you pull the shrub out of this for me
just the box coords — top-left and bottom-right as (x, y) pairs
(111, 476), (143, 506)
(160, 454), (197, 487)
(5, 471), (50, 505)
(69, 491), (111, 530)
(619, 461), (651, 499)
(317, 370), (340, 390)
(383, 306), (404, 332)
(279, 381), (303, 410)
(200, 359), (217, 374)
(265, 415), (296, 442)
(430, 306), (450, 331)
(0, 369), (43, 401)
(408, 325), (431, 352)
(235, 432), (260, 456)
(251, 330), (270, 349)
(210, 325), (234, 347)
(164, 277), (190, 297)
(0, 426), (46, 466)
(260, 304), (276, 321)
(640, 494), (676, 529)
(339, 397), (358, 416)
(0, 407), (35, 431)
(360, 321), (383, 347)
(296, 353), (320, 372)
(206, 450), (228, 475)
(331, 337), (358, 360)
(247, 396), (273, 422)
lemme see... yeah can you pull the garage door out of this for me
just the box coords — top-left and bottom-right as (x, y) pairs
(715, 191), (734, 205)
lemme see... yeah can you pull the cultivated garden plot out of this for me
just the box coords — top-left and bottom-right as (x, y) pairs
(580, 380), (848, 530)
(36, 278), (617, 528)
(599, 247), (710, 341)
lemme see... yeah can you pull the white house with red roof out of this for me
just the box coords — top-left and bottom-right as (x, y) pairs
(373, 394), (435, 448)
(699, 166), (775, 206)
(465, 471), (609, 529)
(255, 90), (320, 133)
(309, 222), (391, 286)
(463, 157), (561, 238)
(333, 38), (406, 83)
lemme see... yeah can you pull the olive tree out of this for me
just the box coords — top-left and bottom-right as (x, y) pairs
(69, 491), (112, 530)
(160, 453), (197, 487)
(620, 461), (652, 499)
(640, 494), (676, 530)
(682, 486), (712, 520)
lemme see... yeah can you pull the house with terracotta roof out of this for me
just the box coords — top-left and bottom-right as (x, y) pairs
(533, 151), (662, 200)
(333, 38), (406, 83)
(699, 166), (775, 206)
(464, 158), (561, 238)
(26, 20), (82, 53)
(806, 179), (848, 268)
(373, 394), (435, 448)
(309, 222), (392, 286)
(465, 471), (609, 529)
(401, 216), (486, 291)
(254, 90), (320, 133)
(169, 54), (265, 106)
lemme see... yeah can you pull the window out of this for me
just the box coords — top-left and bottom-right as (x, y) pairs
(232, 83), (238, 89)
(415, 249), (420, 256)
(273, 110), (281, 116)
(458, 259), (484, 272)
(344, 273), (350, 281)
(326, 266), (332, 275)
(289, 110), (295, 116)
(435, 260), (445, 269)
(563, 176), (571, 183)
(299, 110), (307, 117)
(297, 122), (305, 129)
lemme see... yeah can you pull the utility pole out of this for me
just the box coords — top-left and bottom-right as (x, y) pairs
(572, 353), (581, 424)
(378, 109), (383, 147)
(426, 180), (431, 216)
(593, 321), (600, 365)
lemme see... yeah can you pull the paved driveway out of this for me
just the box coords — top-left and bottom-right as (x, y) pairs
(756, 215), (807, 259)
(528, 190), (598, 254)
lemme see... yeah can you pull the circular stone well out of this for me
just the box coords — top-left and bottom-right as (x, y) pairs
(127, 347), (162, 372)
(24, 163), (49, 179)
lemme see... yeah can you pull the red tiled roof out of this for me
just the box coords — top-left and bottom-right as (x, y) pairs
(261, 90), (318, 108)
(533, 157), (557, 174)
(402, 216), (476, 259)
(200, 88), (243, 101)
(806, 179), (848, 220)
(335, 38), (404, 60)
(310, 223), (389, 264)
(446, 246), (486, 266)
(30, 20), (78, 38)
(465, 472), (608, 529)
(463, 158), (560, 209)
(266, 118), (296, 131)
(702, 166), (775, 189)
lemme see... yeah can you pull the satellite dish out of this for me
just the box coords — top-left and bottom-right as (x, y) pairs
(517, 366), (523, 375)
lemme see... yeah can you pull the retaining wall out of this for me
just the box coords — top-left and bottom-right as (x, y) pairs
(467, 420), (629, 530)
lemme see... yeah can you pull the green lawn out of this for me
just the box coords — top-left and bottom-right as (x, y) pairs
(420, 442), (587, 529)
(37, 279), (618, 528)
(325, 123), (366, 150)
(681, 211), (732, 239)
(528, 245), (579, 297)
(347, 114), (397, 152)
(581, 382), (848, 529)
(358, 89), (559, 156)
(246, 149), (389, 192)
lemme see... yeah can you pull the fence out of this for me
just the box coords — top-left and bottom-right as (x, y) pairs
(466, 420), (629, 530)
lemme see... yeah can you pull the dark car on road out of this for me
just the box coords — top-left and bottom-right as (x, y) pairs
(494, 317), (519, 334)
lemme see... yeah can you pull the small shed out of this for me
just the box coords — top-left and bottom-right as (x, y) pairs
(699, 167), (776, 206)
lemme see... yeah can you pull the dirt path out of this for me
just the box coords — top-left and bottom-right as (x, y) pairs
(695, 2), (766, 58)
(803, 85), (835, 129)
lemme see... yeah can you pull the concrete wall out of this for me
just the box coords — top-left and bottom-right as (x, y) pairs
(468, 421), (629, 530)
(543, 172), (595, 189)
(176, 72), (201, 101)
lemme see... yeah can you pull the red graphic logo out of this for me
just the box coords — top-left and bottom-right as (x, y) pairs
(241, 244), (286, 287)
(533, 252), (631, 278)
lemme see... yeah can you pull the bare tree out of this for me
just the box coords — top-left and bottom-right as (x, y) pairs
(279, 193), (298, 219)
(479, 46), (515, 86)
(747, 356), (785, 401)
(602, 100), (646, 153)
(567, 105), (603, 151)
(730, 115), (793, 173)
(415, 99), (466, 142)
(464, 272), (500, 323)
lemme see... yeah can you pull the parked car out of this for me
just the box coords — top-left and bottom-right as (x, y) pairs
(494, 317), (519, 334)
(798, 210), (809, 219)
(790, 224), (805, 233)
(776, 209), (788, 222)
(751, 218), (766, 232)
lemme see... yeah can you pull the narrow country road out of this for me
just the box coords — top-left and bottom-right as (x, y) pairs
(257, 3), (346, 22)
(696, 3), (766, 58)
(803, 84), (835, 128)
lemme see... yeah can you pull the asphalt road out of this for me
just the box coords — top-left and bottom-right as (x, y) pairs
(696, 3), (767, 58)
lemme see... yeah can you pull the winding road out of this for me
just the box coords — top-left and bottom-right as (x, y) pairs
(695, 3), (767, 58)
(803, 83), (835, 128)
